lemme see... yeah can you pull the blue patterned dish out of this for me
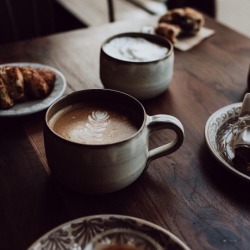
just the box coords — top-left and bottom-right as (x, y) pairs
(27, 214), (190, 250)
(205, 102), (250, 180)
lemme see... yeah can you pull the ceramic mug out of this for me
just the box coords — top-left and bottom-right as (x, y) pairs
(100, 32), (174, 100)
(44, 89), (184, 194)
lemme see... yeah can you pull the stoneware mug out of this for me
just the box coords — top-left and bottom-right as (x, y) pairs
(100, 32), (174, 100)
(44, 89), (184, 194)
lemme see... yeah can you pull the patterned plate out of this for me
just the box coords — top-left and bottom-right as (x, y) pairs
(27, 214), (190, 250)
(205, 102), (250, 181)
(0, 62), (67, 117)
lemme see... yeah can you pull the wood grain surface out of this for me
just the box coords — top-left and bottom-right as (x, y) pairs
(0, 16), (250, 250)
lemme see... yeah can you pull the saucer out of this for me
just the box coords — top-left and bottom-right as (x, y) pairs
(27, 214), (190, 250)
(205, 102), (250, 181)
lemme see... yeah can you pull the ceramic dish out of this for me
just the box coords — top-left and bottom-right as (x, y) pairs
(27, 214), (190, 250)
(205, 102), (250, 181)
(0, 62), (66, 117)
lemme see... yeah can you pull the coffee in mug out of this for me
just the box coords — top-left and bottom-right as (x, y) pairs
(49, 104), (139, 144)
(44, 89), (184, 194)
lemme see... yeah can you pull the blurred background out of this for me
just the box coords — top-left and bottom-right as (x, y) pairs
(0, 0), (249, 45)
(217, 0), (250, 38)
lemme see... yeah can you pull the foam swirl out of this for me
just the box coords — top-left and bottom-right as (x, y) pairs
(84, 111), (110, 142)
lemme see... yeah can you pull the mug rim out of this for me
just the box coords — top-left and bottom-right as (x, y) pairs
(45, 89), (146, 147)
(100, 32), (173, 64)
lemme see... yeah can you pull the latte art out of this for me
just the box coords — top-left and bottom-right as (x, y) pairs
(50, 105), (139, 144)
(103, 37), (168, 62)
(83, 111), (110, 143)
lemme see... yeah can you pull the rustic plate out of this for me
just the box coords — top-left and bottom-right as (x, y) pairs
(0, 62), (66, 117)
(27, 214), (190, 250)
(205, 102), (250, 180)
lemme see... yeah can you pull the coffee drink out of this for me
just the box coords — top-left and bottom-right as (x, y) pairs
(49, 104), (139, 144)
(102, 36), (169, 62)
(100, 33), (174, 100)
(44, 89), (184, 194)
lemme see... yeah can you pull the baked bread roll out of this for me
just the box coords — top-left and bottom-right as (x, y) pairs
(155, 22), (181, 44)
(0, 66), (56, 110)
(5, 66), (25, 101)
(20, 67), (50, 98)
(0, 77), (14, 109)
(37, 68), (56, 93)
(155, 7), (205, 43)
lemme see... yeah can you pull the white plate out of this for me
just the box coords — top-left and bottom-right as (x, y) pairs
(205, 102), (250, 181)
(0, 62), (67, 117)
(27, 214), (190, 250)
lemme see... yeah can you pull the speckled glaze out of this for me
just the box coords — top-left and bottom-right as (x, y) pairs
(100, 33), (174, 100)
(44, 89), (184, 194)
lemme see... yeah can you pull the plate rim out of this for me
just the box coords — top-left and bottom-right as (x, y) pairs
(27, 214), (191, 250)
(205, 102), (250, 181)
(0, 62), (67, 117)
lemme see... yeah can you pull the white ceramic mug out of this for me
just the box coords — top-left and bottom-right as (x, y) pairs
(44, 89), (184, 194)
(100, 32), (174, 100)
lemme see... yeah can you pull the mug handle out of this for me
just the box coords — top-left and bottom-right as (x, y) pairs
(146, 115), (184, 165)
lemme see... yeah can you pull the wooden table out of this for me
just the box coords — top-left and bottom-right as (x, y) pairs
(0, 15), (250, 250)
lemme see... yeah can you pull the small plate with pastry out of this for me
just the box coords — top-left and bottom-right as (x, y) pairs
(143, 7), (215, 51)
(0, 62), (66, 117)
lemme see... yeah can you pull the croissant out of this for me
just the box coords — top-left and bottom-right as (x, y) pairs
(0, 77), (14, 109)
(5, 66), (25, 101)
(37, 68), (56, 93)
(0, 66), (56, 110)
(155, 7), (205, 43)
(20, 67), (50, 98)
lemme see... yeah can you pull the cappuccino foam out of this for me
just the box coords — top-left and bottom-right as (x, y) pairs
(49, 104), (138, 144)
(103, 36), (168, 62)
